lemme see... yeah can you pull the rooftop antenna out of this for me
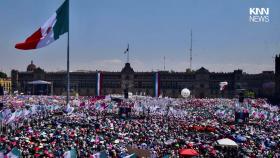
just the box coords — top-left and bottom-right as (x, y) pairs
(272, 54), (277, 62)
(164, 56), (166, 71)
(190, 29), (193, 71)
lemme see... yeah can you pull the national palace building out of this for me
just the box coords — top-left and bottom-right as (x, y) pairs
(11, 54), (280, 99)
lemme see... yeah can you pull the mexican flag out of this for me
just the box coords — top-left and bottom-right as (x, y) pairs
(5, 112), (16, 124)
(15, 0), (69, 50)
(6, 147), (21, 158)
(63, 149), (77, 158)
(90, 151), (107, 158)
(123, 153), (136, 158)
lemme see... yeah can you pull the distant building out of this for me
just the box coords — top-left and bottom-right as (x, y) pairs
(0, 78), (11, 94)
(11, 58), (277, 98)
(275, 54), (280, 97)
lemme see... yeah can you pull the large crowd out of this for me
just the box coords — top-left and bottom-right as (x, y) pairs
(0, 95), (279, 157)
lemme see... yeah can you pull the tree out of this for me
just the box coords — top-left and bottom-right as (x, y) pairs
(0, 72), (7, 78)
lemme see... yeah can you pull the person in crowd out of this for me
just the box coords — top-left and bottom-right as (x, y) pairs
(0, 95), (279, 157)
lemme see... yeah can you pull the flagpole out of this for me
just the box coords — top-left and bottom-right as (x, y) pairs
(127, 44), (129, 63)
(67, 0), (70, 105)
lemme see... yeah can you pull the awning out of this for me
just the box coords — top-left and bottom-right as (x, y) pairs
(28, 80), (51, 85)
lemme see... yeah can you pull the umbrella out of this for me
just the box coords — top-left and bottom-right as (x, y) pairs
(179, 149), (199, 157)
(217, 138), (238, 147)
(165, 139), (175, 145)
(236, 135), (247, 142)
(114, 139), (120, 144)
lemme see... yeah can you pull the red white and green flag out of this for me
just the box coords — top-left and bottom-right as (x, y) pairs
(15, 0), (69, 50)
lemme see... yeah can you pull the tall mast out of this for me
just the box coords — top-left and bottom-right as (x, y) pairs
(66, 0), (70, 105)
(126, 44), (129, 63)
(164, 56), (166, 71)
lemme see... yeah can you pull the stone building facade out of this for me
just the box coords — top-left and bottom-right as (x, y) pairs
(275, 54), (280, 97)
(11, 58), (278, 98)
(0, 78), (11, 94)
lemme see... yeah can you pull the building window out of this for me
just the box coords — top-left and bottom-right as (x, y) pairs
(200, 84), (204, 88)
(138, 81), (142, 88)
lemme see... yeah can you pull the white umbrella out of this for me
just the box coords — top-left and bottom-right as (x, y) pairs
(217, 138), (238, 147)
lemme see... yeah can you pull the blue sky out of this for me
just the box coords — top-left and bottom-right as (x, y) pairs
(0, 0), (279, 75)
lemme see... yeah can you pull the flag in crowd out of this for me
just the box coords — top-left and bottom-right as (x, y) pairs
(6, 147), (21, 158)
(0, 94), (279, 157)
(63, 149), (77, 158)
(90, 151), (107, 158)
(123, 153), (136, 158)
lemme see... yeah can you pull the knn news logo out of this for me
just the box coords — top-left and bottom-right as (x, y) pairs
(249, 8), (269, 23)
